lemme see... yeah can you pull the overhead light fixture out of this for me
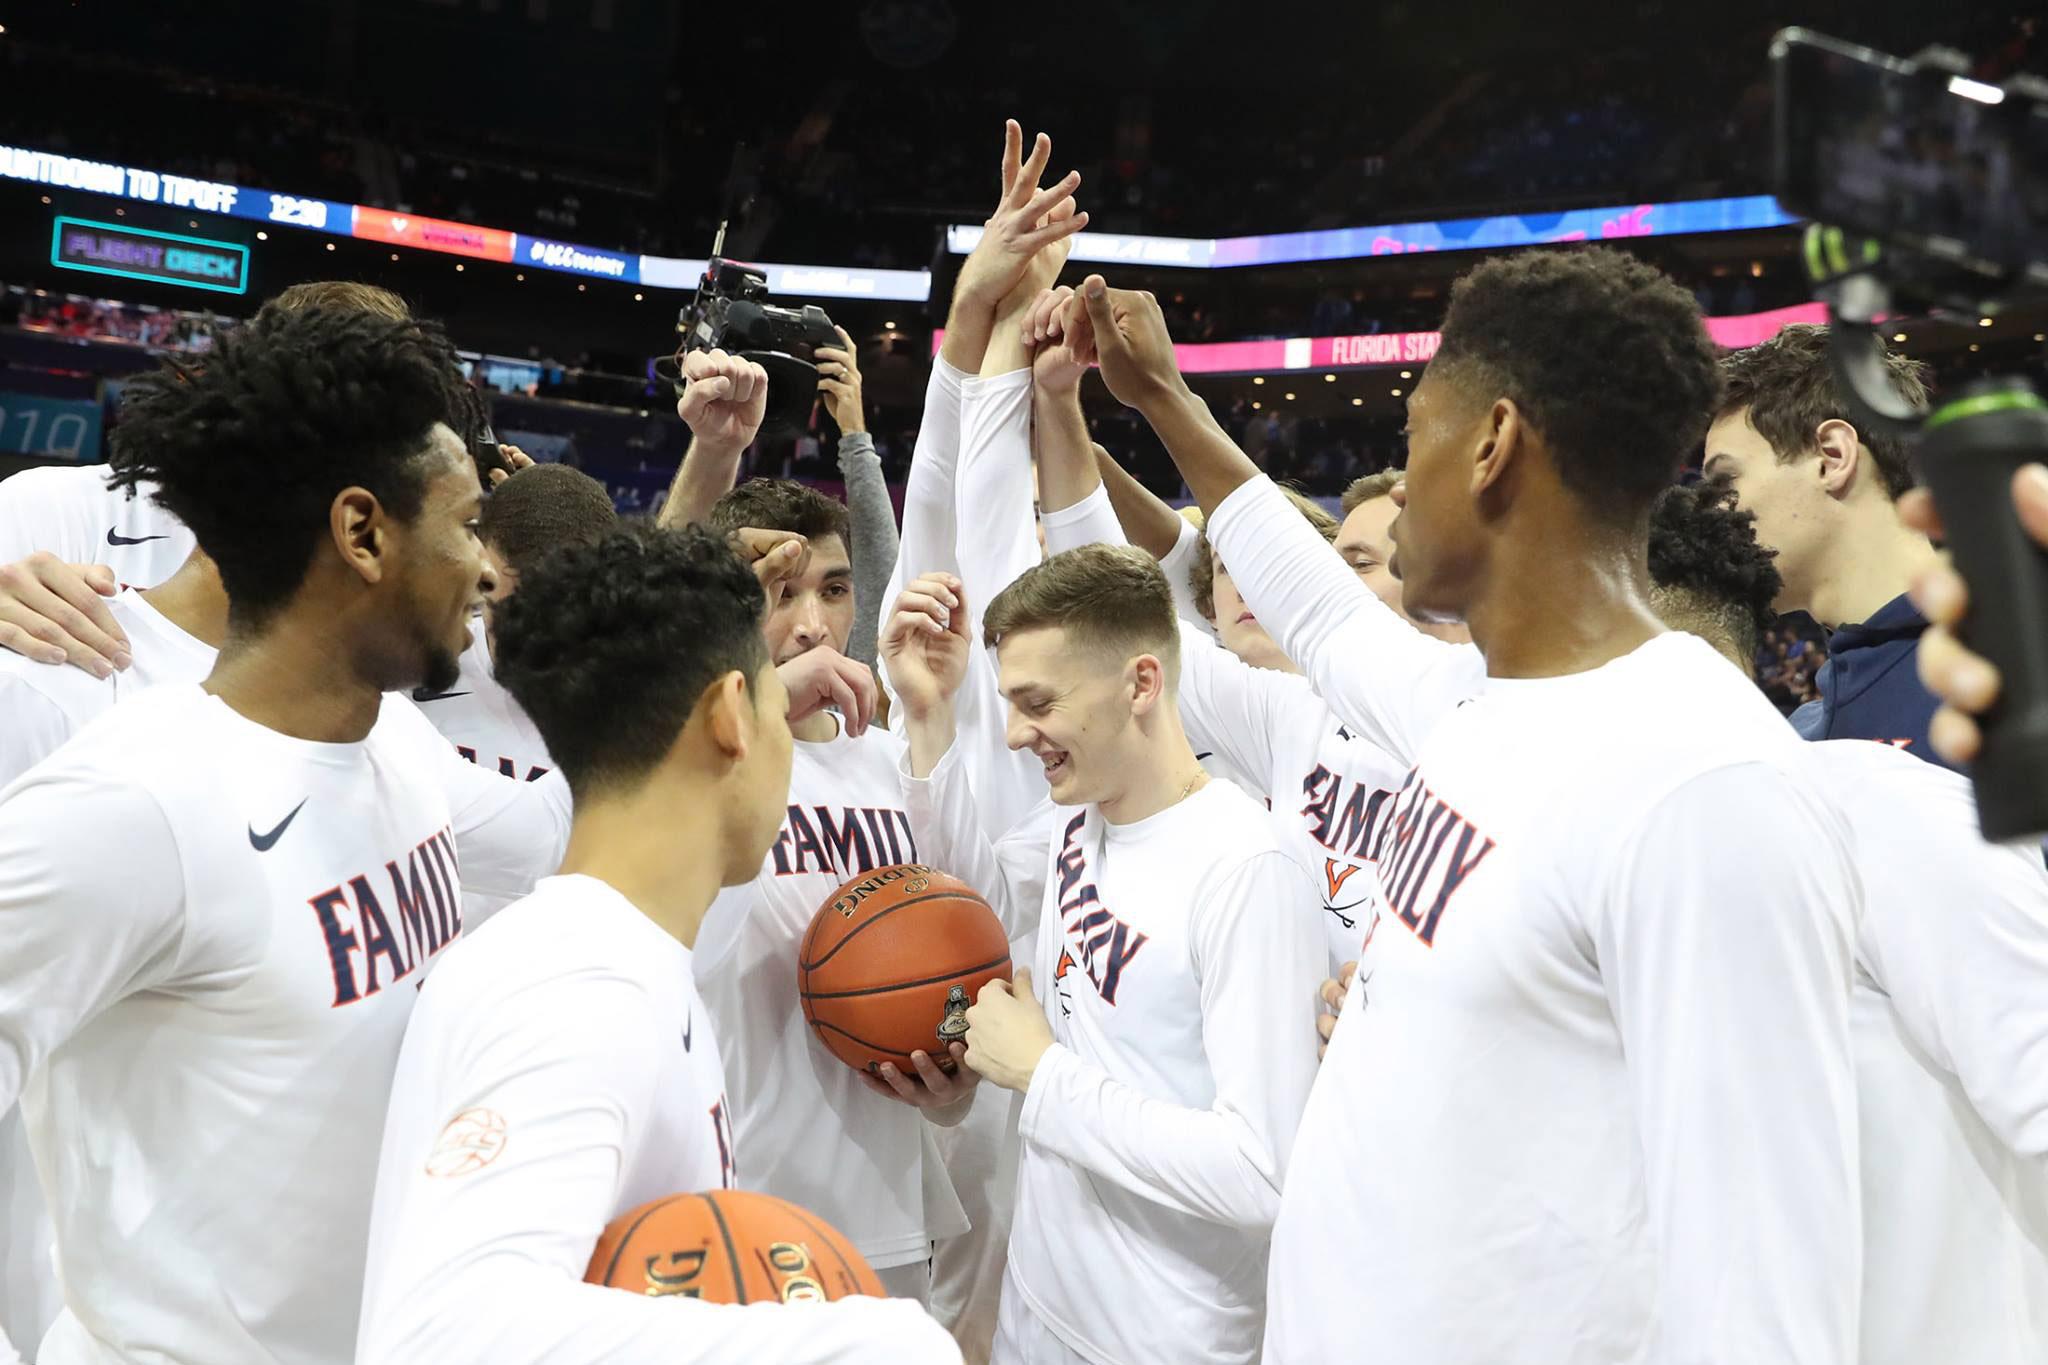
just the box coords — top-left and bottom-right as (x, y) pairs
(1252, 377), (1265, 386)
(455, 263), (464, 272)
(885, 319), (895, 328)
(1969, 343), (1982, 352)
(324, 241), (335, 251)
(390, 252), (400, 261)
(2035, 333), (2046, 343)
(1252, 401), (1262, 410)
(578, 284), (586, 292)
(255, 230), (267, 241)
(1398, 370), (1411, 379)
(38, 195), (49, 204)
(1391, 388), (1403, 396)
(1949, 75), (2005, 105)
(1351, 397), (1363, 406)
(1324, 374), (1336, 382)
(1979, 317), (1995, 327)
(1891, 332), (1906, 342)
(634, 292), (644, 301)
(1284, 392), (1296, 400)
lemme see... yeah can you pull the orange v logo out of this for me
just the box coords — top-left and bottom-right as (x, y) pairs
(1324, 858), (1364, 902)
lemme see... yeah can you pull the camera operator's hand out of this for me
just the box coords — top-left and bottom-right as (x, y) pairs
(1027, 285), (1094, 396)
(1079, 275), (1188, 414)
(1906, 465), (2048, 763)
(815, 325), (865, 436)
(677, 348), (769, 456)
(955, 121), (1089, 315)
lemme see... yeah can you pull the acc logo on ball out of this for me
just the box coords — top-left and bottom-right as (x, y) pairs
(424, 1107), (508, 1178)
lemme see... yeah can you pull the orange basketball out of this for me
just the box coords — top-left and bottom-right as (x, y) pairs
(584, 1190), (883, 1303)
(799, 862), (1011, 1075)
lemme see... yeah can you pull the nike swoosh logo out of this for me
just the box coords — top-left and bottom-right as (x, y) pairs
(411, 688), (471, 703)
(1194, 751), (1214, 762)
(682, 1011), (694, 1053)
(106, 529), (169, 546)
(248, 798), (308, 852)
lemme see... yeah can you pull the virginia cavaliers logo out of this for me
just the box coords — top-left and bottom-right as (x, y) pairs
(1322, 857), (1374, 930)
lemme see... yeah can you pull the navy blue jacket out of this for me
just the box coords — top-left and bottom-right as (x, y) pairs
(1790, 592), (1958, 771)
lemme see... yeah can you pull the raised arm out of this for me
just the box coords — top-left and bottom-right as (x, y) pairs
(657, 350), (769, 529)
(816, 326), (897, 667)
(1079, 277), (1480, 760)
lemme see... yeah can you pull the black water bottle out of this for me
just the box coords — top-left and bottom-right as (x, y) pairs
(1916, 378), (2048, 840)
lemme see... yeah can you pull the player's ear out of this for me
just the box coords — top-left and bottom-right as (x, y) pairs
(1471, 397), (1523, 500)
(330, 487), (389, 585)
(1128, 652), (1167, 717)
(700, 670), (751, 764)
(1814, 419), (1862, 498)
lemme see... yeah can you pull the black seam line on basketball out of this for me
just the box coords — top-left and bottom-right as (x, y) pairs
(786, 1203), (863, 1296)
(700, 1193), (749, 1305)
(800, 950), (1012, 1001)
(800, 889), (996, 972)
(602, 1192), (693, 1287)
(805, 1018), (928, 1063)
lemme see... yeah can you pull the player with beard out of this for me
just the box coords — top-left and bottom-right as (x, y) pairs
(411, 462), (619, 784)
(1076, 250), (1862, 1364)
(0, 305), (565, 1365)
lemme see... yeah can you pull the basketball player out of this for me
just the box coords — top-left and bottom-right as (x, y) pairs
(1703, 326), (1948, 761)
(1645, 482), (2048, 1364)
(1077, 252), (1864, 1362)
(0, 283), (413, 677)
(359, 523), (959, 1363)
(0, 305), (563, 1364)
(1019, 286), (1419, 971)
(881, 546), (1326, 1364)
(411, 462), (619, 783)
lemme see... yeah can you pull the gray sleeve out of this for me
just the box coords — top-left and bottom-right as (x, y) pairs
(838, 431), (899, 668)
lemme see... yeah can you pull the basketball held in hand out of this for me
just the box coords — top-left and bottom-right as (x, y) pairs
(585, 1190), (883, 1303)
(799, 863), (1011, 1075)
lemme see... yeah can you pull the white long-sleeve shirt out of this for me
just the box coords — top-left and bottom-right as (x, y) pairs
(0, 685), (559, 1365)
(903, 745), (1323, 1364)
(358, 873), (958, 1364)
(1255, 633), (1862, 1365)
(0, 465), (194, 591)
(1803, 741), (2048, 1365)
(1208, 475), (1484, 765)
(692, 720), (971, 1273)
(1042, 486), (1413, 970)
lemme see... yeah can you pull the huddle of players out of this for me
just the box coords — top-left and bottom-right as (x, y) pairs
(0, 117), (2041, 1365)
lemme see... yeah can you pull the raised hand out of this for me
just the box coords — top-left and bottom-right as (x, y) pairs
(676, 347), (769, 454)
(1025, 285), (1094, 395)
(878, 572), (971, 722)
(955, 121), (1089, 313)
(777, 644), (876, 738)
(1077, 274), (1186, 413)
(725, 527), (811, 598)
(815, 325), (866, 436)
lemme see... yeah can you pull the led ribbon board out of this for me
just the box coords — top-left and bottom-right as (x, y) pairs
(2, 144), (925, 300)
(51, 217), (250, 295)
(947, 196), (1801, 269)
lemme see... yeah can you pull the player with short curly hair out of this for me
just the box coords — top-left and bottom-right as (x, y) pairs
(0, 302), (570, 1365)
(1076, 246), (1863, 1365)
